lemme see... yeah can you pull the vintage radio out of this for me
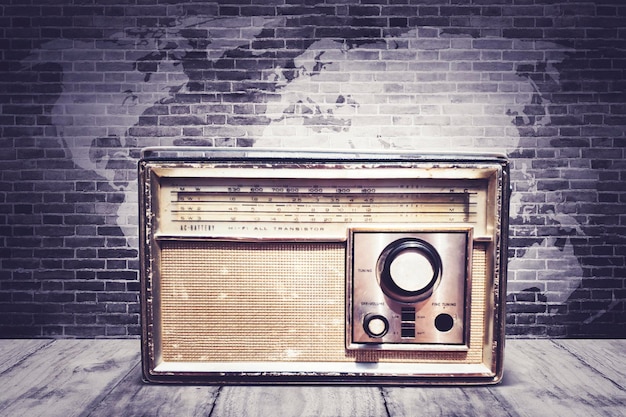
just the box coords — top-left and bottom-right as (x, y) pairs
(139, 147), (509, 385)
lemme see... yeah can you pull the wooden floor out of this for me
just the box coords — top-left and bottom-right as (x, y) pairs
(0, 339), (624, 417)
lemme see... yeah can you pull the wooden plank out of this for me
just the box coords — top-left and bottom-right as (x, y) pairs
(490, 339), (626, 417)
(0, 339), (52, 374)
(84, 362), (220, 417)
(0, 340), (139, 417)
(382, 385), (511, 417)
(382, 339), (513, 417)
(210, 386), (388, 417)
(551, 339), (626, 384)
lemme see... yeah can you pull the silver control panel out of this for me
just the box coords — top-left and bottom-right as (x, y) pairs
(348, 229), (471, 350)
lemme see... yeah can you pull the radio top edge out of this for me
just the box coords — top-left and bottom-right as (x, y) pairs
(139, 146), (508, 164)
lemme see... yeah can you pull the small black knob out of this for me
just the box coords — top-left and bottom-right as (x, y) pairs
(435, 313), (455, 332)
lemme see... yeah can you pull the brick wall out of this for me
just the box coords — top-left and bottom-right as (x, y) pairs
(1, 0), (624, 338)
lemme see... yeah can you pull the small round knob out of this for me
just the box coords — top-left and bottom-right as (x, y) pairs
(363, 314), (389, 338)
(377, 238), (442, 303)
(435, 313), (454, 332)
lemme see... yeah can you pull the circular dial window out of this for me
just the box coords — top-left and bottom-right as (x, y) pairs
(377, 238), (442, 303)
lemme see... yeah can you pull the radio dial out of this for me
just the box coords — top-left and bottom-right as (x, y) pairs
(378, 238), (442, 303)
(363, 314), (389, 338)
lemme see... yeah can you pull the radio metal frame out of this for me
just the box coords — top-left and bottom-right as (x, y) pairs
(139, 147), (510, 385)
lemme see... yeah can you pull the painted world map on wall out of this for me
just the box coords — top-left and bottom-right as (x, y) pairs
(22, 15), (604, 327)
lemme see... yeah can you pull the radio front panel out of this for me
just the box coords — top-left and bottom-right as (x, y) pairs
(139, 148), (509, 385)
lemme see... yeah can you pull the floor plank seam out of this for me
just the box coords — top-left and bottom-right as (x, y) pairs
(550, 340), (626, 392)
(206, 385), (223, 417)
(0, 339), (55, 378)
(79, 360), (143, 417)
(0, 341), (55, 417)
(379, 387), (393, 417)
(485, 385), (518, 417)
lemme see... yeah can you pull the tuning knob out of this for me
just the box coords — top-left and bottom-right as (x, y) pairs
(377, 238), (442, 303)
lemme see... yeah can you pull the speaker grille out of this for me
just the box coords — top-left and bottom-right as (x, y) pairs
(158, 241), (487, 364)
(160, 241), (346, 362)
